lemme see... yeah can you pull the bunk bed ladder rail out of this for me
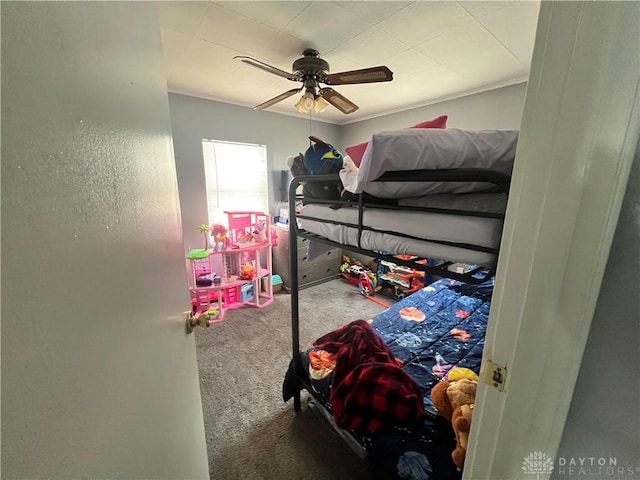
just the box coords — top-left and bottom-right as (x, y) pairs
(288, 178), (303, 412)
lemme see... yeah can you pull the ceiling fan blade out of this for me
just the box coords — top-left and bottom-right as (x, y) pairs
(253, 88), (302, 110)
(319, 88), (359, 114)
(323, 66), (393, 85)
(233, 55), (301, 82)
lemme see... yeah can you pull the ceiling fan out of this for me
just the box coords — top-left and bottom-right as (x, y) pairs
(233, 48), (393, 114)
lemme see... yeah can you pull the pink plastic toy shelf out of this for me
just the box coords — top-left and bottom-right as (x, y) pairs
(187, 211), (274, 323)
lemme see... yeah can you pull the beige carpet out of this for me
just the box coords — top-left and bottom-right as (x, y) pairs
(195, 278), (395, 480)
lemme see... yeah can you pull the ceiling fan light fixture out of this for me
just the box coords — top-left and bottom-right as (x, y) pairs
(313, 96), (328, 113)
(294, 97), (306, 113)
(295, 91), (328, 114)
(295, 91), (315, 113)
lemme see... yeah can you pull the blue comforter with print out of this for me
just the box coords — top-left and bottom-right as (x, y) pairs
(306, 275), (494, 480)
(372, 276), (493, 416)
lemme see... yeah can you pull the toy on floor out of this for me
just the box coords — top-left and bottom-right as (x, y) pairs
(186, 212), (275, 323)
(186, 305), (222, 333)
(430, 367), (479, 470)
(340, 255), (390, 307)
(340, 255), (374, 286)
(357, 272), (376, 296)
(375, 255), (434, 301)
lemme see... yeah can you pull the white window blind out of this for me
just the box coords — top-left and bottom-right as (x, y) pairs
(202, 140), (269, 225)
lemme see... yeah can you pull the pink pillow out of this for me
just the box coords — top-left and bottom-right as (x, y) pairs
(345, 115), (448, 167)
(411, 115), (448, 129)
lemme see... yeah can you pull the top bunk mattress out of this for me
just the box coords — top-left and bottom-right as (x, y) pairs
(340, 128), (518, 199)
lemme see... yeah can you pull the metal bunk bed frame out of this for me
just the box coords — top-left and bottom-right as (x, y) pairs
(286, 167), (510, 425)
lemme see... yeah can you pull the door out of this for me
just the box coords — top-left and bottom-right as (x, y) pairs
(1, 3), (209, 478)
(465, 2), (640, 478)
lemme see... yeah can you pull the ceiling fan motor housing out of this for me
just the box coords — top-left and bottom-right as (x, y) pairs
(292, 49), (329, 78)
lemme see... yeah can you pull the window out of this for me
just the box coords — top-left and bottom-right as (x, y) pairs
(202, 140), (269, 225)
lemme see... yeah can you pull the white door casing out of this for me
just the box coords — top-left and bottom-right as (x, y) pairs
(465, 2), (640, 479)
(1, 3), (209, 478)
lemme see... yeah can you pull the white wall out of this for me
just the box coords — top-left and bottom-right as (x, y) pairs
(1, 3), (209, 478)
(167, 93), (340, 251)
(552, 140), (640, 476)
(339, 82), (527, 149)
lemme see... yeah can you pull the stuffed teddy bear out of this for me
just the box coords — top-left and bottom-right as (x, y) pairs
(430, 367), (479, 470)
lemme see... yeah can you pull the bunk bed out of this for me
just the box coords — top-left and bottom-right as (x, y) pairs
(283, 128), (516, 479)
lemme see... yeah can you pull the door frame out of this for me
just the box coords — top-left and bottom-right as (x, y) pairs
(465, 2), (640, 479)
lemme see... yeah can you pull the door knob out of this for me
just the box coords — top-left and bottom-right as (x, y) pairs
(185, 310), (210, 334)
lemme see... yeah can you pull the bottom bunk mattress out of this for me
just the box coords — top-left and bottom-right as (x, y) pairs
(298, 194), (506, 266)
(283, 275), (494, 479)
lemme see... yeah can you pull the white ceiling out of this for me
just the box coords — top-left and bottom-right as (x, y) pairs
(160, 1), (541, 125)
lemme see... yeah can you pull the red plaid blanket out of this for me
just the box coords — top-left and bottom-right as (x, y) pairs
(313, 319), (424, 431)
